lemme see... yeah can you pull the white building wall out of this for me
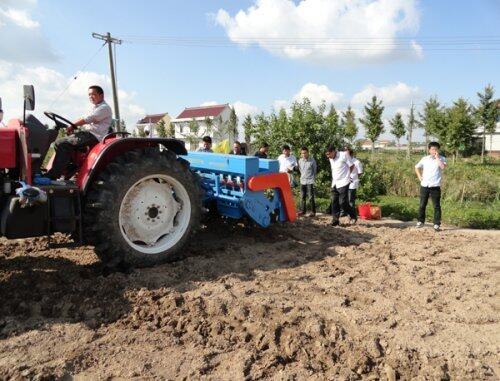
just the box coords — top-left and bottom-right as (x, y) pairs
(171, 106), (234, 151)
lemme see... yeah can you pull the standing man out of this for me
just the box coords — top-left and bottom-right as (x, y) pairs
(254, 142), (269, 158)
(46, 85), (112, 180)
(298, 147), (317, 217)
(278, 144), (298, 185)
(347, 147), (363, 219)
(415, 142), (447, 231)
(326, 145), (356, 226)
(197, 136), (213, 152)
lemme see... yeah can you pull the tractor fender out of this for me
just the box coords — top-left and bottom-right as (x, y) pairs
(77, 137), (187, 194)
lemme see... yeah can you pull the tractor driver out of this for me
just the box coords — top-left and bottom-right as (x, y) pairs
(46, 85), (112, 180)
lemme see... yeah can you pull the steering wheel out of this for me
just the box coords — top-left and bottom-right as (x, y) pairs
(44, 111), (77, 130)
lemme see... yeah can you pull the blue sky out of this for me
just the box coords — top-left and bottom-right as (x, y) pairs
(1, 0), (499, 141)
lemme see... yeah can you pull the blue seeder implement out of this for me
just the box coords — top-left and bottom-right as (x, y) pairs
(181, 152), (296, 227)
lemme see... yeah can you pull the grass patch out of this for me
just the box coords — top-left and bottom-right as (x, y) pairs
(304, 195), (500, 229)
(377, 195), (499, 229)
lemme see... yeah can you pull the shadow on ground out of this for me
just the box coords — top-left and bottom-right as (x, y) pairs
(0, 219), (375, 338)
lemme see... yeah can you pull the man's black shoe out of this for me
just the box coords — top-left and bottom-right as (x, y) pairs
(331, 220), (339, 226)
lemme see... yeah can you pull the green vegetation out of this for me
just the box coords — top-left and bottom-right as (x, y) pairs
(300, 193), (499, 230)
(356, 152), (499, 203)
(377, 196), (500, 230)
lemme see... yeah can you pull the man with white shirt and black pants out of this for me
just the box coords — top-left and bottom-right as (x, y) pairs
(415, 141), (447, 231)
(46, 85), (112, 180)
(326, 145), (356, 226)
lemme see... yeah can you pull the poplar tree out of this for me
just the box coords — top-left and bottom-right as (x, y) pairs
(447, 98), (476, 163)
(242, 114), (254, 147)
(419, 96), (447, 146)
(359, 96), (385, 152)
(156, 119), (167, 137)
(228, 107), (238, 141)
(476, 85), (497, 162)
(389, 112), (406, 147)
(341, 105), (358, 144)
(406, 104), (417, 159)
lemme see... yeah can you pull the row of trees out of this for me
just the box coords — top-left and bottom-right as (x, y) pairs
(241, 84), (498, 164)
(134, 85), (497, 163)
(389, 85), (498, 162)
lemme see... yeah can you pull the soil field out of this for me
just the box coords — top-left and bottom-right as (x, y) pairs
(0, 216), (498, 380)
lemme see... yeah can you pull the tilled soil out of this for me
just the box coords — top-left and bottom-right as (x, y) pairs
(0, 217), (498, 380)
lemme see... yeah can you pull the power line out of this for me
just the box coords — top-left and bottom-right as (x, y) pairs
(49, 42), (106, 109)
(116, 34), (500, 52)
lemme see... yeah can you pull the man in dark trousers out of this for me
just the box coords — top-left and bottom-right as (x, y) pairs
(326, 145), (356, 226)
(298, 146), (317, 217)
(415, 141), (447, 231)
(46, 85), (112, 180)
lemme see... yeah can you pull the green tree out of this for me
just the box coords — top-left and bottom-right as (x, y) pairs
(181, 118), (201, 150)
(204, 116), (214, 137)
(166, 122), (175, 138)
(447, 98), (476, 163)
(228, 107), (238, 141)
(156, 119), (167, 137)
(359, 96), (385, 153)
(419, 96), (447, 146)
(476, 84), (497, 162)
(389, 112), (406, 147)
(242, 114), (254, 147)
(136, 125), (147, 138)
(406, 104), (417, 159)
(341, 105), (358, 144)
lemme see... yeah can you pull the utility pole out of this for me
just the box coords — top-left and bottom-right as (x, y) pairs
(406, 101), (414, 159)
(92, 32), (122, 130)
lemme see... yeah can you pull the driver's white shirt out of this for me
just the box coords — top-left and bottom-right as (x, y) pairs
(83, 100), (112, 141)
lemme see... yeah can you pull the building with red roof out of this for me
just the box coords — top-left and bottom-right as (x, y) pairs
(135, 112), (171, 138)
(171, 104), (232, 151)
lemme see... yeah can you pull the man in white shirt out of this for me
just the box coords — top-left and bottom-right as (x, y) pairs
(47, 85), (112, 179)
(415, 141), (447, 231)
(347, 147), (363, 218)
(278, 144), (298, 185)
(326, 145), (356, 226)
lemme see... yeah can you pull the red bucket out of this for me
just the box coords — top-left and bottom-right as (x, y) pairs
(358, 203), (372, 220)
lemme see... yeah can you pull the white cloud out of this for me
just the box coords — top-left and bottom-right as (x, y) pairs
(215, 0), (422, 65)
(200, 101), (218, 106)
(0, 61), (145, 131)
(351, 82), (420, 106)
(293, 82), (344, 107)
(0, 8), (39, 28)
(273, 99), (289, 111)
(232, 101), (260, 119)
(0, 1), (57, 63)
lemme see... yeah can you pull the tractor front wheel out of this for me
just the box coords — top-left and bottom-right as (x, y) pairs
(83, 147), (201, 267)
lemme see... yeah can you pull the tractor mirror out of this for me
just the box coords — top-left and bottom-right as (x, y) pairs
(23, 85), (35, 111)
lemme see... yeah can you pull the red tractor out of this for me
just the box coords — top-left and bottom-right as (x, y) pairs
(0, 86), (202, 267)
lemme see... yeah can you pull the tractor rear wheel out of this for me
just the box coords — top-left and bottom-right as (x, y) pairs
(83, 147), (201, 267)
